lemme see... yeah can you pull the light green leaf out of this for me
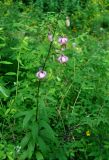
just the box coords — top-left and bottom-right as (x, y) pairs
(39, 120), (57, 142)
(7, 155), (14, 160)
(15, 111), (27, 118)
(38, 137), (47, 154)
(0, 86), (9, 97)
(23, 110), (34, 128)
(21, 133), (31, 149)
(19, 150), (28, 160)
(36, 151), (44, 160)
(27, 141), (35, 159)
(0, 61), (13, 64)
(31, 122), (38, 141)
(5, 72), (16, 76)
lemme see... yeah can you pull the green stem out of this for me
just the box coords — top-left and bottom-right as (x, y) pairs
(73, 87), (82, 107)
(16, 52), (20, 97)
(36, 80), (41, 121)
(36, 13), (61, 121)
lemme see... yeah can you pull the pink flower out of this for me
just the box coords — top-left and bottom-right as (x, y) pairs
(57, 54), (69, 63)
(36, 70), (47, 79)
(58, 37), (68, 45)
(48, 33), (53, 42)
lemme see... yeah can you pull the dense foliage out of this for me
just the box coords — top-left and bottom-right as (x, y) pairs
(1, 0), (109, 160)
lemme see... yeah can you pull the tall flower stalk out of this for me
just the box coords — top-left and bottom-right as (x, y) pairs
(35, 14), (61, 121)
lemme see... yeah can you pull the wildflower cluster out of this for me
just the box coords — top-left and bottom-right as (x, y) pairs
(36, 36), (69, 79)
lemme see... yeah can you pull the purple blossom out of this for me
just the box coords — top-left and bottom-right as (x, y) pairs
(36, 70), (47, 79)
(58, 37), (68, 45)
(57, 54), (69, 63)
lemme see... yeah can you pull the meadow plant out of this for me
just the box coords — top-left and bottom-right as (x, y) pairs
(1, 1), (109, 160)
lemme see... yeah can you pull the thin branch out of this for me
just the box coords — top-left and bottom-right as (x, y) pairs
(36, 80), (41, 121)
(59, 82), (73, 111)
(16, 52), (20, 97)
(73, 87), (82, 107)
(43, 15), (60, 69)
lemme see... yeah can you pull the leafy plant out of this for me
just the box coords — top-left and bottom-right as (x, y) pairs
(1, 1), (109, 160)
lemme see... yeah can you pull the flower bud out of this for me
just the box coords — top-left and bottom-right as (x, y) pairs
(72, 42), (76, 48)
(36, 70), (47, 79)
(57, 54), (69, 63)
(61, 47), (65, 51)
(66, 16), (70, 27)
(48, 33), (53, 42)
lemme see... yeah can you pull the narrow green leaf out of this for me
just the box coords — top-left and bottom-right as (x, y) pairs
(36, 151), (44, 160)
(5, 72), (16, 76)
(21, 133), (31, 149)
(15, 111), (27, 118)
(7, 155), (13, 160)
(39, 120), (56, 141)
(31, 122), (38, 141)
(0, 61), (13, 64)
(0, 86), (9, 97)
(19, 150), (28, 160)
(23, 110), (34, 128)
(27, 140), (35, 159)
(38, 136), (47, 154)
(39, 99), (48, 121)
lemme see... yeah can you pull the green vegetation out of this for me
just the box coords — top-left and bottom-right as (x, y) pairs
(1, 0), (109, 159)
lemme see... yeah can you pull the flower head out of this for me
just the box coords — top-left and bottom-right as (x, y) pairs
(57, 54), (69, 63)
(36, 70), (47, 79)
(58, 37), (68, 45)
(86, 130), (91, 136)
